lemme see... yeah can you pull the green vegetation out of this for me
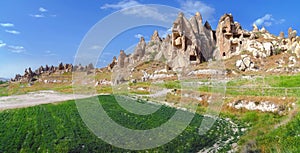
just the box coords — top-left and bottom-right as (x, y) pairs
(266, 74), (300, 88)
(162, 80), (181, 89)
(6, 82), (73, 96)
(256, 111), (300, 152)
(0, 95), (246, 152)
(198, 75), (300, 97)
(0, 80), (7, 85)
(0, 84), (8, 97)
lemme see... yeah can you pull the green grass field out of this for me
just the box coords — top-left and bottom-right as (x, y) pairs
(0, 95), (246, 152)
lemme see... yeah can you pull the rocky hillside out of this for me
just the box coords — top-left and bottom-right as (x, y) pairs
(10, 62), (95, 84)
(108, 12), (299, 71)
(11, 12), (300, 85)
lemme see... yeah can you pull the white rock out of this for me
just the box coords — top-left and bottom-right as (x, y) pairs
(236, 60), (243, 67)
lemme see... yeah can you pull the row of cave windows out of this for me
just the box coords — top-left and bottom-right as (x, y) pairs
(188, 41), (243, 59)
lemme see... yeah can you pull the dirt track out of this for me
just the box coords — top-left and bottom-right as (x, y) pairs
(0, 90), (95, 110)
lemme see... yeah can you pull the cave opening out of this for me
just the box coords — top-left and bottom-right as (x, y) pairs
(190, 55), (197, 61)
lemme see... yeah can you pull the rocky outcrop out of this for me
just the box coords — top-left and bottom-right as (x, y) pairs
(228, 100), (293, 114)
(279, 32), (285, 39)
(108, 11), (217, 75)
(10, 63), (92, 83)
(216, 14), (248, 58)
(288, 27), (297, 41)
(235, 55), (256, 71)
(132, 37), (146, 63)
(107, 56), (117, 70)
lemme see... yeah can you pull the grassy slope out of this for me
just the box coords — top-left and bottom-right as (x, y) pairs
(256, 111), (300, 152)
(0, 95), (246, 153)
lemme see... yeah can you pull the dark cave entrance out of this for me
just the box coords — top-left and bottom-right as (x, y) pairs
(190, 55), (197, 61)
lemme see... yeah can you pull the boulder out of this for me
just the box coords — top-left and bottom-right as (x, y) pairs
(236, 55), (255, 71)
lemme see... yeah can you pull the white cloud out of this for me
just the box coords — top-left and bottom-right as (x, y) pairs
(5, 30), (20, 35)
(90, 45), (103, 50)
(30, 7), (56, 18)
(101, 0), (175, 22)
(264, 22), (272, 27)
(253, 14), (285, 27)
(39, 7), (48, 12)
(276, 19), (286, 24)
(30, 14), (45, 18)
(7, 45), (25, 53)
(179, 0), (215, 21)
(44, 50), (56, 56)
(101, 0), (139, 9)
(0, 41), (6, 48)
(134, 33), (143, 39)
(0, 23), (14, 27)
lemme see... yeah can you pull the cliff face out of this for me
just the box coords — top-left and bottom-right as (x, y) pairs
(110, 11), (300, 73)
(113, 12), (216, 71)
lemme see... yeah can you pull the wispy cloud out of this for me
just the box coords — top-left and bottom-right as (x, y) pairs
(134, 33), (143, 39)
(253, 14), (285, 27)
(101, 0), (175, 22)
(39, 7), (48, 12)
(0, 40), (6, 48)
(0, 23), (14, 27)
(179, 0), (215, 21)
(101, 0), (139, 9)
(30, 14), (45, 18)
(43, 50), (56, 56)
(7, 45), (25, 53)
(5, 30), (20, 35)
(90, 45), (103, 50)
(30, 7), (56, 18)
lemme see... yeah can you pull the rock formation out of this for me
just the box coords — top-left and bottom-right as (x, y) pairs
(119, 50), (128, 68)
(235, 55), (256, 71)
(279, 32), (285, 39)
(216, 13), (251, 58)
(107, 56), (117, 70)
(12, 11), (300, 84)
(108, 11), (216, 72)
(106, 11), (299, 76)
(132, 37), (146, 62)
(10, 62), (95, 83)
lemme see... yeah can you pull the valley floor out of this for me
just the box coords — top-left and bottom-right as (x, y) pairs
(0, 90), (96, 110)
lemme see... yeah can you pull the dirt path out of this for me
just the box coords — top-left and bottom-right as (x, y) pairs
(0, 90), (98, 110)
(274, 104), (299, 129)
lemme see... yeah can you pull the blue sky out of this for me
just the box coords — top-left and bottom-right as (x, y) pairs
(0, 0), (299, 78)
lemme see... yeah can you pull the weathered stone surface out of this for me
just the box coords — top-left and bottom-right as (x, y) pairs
(216, 13), (244, 58)
(260, 27), (267, 33)
(110, 11), (216, 71)
(252, 24), (259, 33)
(150, 30), (161, 43)
(236, 55), (256, 71)
(279, 31), (285, 39)
(288, 27), (297, 40)
(117, 50), (128, 68)
(108, 56), (117, 70)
